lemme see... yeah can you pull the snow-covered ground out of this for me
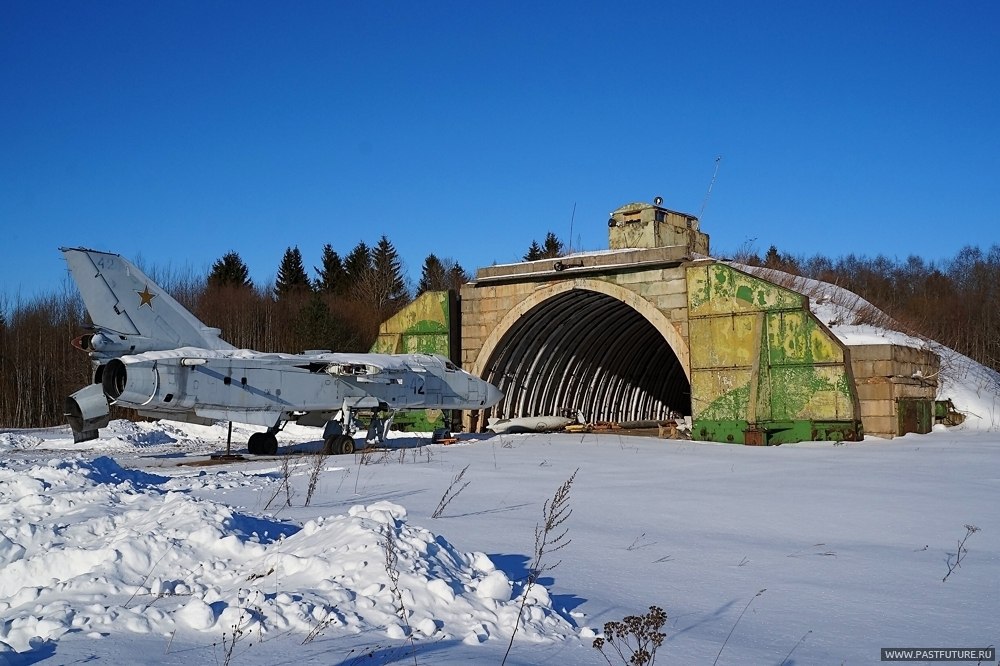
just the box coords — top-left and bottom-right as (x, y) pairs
(2, 414), (997, 664)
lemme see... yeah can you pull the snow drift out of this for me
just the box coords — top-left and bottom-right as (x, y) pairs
(0, 455), (573, 656)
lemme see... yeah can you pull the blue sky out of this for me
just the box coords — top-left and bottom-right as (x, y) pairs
(3, 1), (998, 299)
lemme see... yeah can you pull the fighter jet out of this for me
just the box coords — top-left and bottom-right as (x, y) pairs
(61, 247), (502, 454)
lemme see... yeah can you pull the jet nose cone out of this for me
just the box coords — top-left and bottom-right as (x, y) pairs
(484, 382), (504, 407)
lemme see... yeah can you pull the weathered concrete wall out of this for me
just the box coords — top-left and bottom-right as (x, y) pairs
(608, 202), (710, 254)
(851, 344), (940, 438)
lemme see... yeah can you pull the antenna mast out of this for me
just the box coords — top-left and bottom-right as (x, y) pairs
(699, 155), (722, 219)
(568, 202), (576, 254)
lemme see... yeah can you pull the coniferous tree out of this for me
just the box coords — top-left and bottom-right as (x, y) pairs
(370, 235), (409, 311)
(760, 245), (800, 273)
(447, 263), (469, 290)
(315, 243), (347, 294)
(207, 251), (253, 289)
(523, 232), (565, 261)
(523, 240), (544, 261)
(763, 245), (782, 268)
(295, 291), (334, 352)
(541, 231), (564, 259)
(343, 242), (372, 285)
(417, 254), (469, 295)
(417, 254), (448, 295)
(274, 246), (312, 299)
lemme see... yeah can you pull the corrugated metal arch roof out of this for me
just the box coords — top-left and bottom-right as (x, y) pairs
(482, 288), (690, 424)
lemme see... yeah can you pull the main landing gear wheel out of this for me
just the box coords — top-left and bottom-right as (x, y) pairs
(248, 432), (278, 455)
(323, 434), (355, 455)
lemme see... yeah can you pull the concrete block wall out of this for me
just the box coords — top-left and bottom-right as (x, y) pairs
(850, 343), (940, 438)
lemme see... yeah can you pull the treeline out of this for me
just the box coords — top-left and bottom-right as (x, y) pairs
(738, 244), (1000, 374)
(191, 236), (470, 353)
(0, 289), (90, 428)
(2, 234), (996, 429)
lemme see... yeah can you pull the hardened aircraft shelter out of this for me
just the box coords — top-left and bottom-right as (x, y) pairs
(374, 201), (941, 443)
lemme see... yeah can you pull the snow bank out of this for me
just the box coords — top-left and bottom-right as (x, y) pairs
(0, 455), (573, 654)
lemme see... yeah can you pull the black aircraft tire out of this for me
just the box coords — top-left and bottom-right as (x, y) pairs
(338, 435), (355, 455)
(248, 432), (278, 456)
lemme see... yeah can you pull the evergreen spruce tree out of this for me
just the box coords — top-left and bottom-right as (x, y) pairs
(762, 245), (799, 272)
(763, 245), (782, 267)
(541, 231), (565, 258)
(371, 235), (409, 310)
(523, 232), (564, 261)
(274, 246), (312, 299)
(315, 243), (347, 294)
(295, 291), (340, 352)
(523, 240), (544, 261)
(343, 241), (372, 285)
(417, 254), (448, 295)
(207, 251), (253, 289)
(417, 254), (469, 295)
(447, 262), (469, 290)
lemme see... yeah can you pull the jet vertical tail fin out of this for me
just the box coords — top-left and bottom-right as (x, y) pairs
(61, 247), (235, 355)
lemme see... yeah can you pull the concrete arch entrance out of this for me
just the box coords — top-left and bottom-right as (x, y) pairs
(471, 279), (691, 424)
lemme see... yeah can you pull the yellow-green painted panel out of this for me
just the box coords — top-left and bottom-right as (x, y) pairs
(769, 365), (855, 421)
(767, 310), (807, 362)
(809, 326), (843, 364)
(687, 262), (860, 440)
(689, 314), (757, 369)
(687, 264), (804, 316)
(372, 291), (451, 355)
(766, 311), (843, 365)
(691, 368), (752, 420)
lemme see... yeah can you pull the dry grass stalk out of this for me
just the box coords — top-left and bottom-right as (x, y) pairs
(431, 464), (470, 518)
(501, 468), (578, 665)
